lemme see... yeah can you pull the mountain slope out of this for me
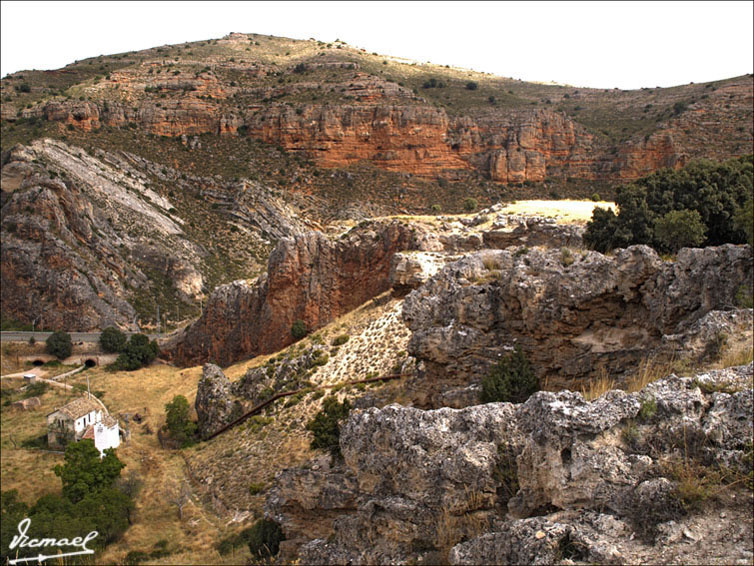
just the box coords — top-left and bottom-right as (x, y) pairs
(2, 33), (752, 187)
(1, 32), (751, 331)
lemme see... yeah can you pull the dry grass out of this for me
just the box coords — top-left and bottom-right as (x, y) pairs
(713, 335), (754, 370)
(0, 380), (68, 503)
(435, 505), (491, 560)
(626, 355), (678, 393)
(67, 363), (203, 425)
(499, 200), (616, 224)
(580, 367), (616, 400)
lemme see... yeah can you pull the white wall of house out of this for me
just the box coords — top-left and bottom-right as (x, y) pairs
(74, 410), (102, 433)
(94, 423), (120, 455)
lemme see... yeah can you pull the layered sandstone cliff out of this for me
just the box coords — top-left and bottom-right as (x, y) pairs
(7, 46), (749, 184)
(0, 138), (302, 330)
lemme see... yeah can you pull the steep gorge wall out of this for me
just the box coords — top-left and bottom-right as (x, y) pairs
(167, 220), (419, 367)
(31, 88), (751, 183)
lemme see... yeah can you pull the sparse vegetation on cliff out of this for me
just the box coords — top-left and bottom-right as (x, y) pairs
(480, 347), (539, 404)
(305, 396), (351, 457)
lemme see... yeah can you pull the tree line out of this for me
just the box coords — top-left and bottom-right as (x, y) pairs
(584, 155), (753, 253)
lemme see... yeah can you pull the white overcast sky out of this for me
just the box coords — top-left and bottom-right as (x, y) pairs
(1, 1), (752, 89)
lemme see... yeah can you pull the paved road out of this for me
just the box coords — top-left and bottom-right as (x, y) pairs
(0, 331), (160, 342)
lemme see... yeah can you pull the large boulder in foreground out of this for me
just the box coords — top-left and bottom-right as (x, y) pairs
(269, 363), (753, 565)
(402, 244), (752, 404)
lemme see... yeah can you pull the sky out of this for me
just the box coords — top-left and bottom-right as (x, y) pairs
(1, 1), (752, 89)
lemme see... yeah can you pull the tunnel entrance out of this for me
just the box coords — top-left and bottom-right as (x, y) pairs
(84, 359), (97, 368)
(32, 359), (45, 366)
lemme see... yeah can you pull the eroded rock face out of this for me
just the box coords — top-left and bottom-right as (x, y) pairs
(35, 85), (753, 183)
(168, 220), (421, 367)
(401, 244), (752, 404)
(270, 364), (754, 564)
(1, 138), (304, 331)
(483, 217), (584, 249)
(195, 364), (238, 439)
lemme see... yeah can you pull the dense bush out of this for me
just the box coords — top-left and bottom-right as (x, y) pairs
(163, 394), (197, 448)
(480, 347), (539, 403)
(422, 77), (445, 89)
(291, 319), (307, 340)
(305, 396), (351, 457)
(100, 326), (127, 353)
(465, 81), (478, 90)
(54, 440), (125, 503)
(734, 195), (754, 247)
(464, 197), (479, 212)
(584, 155), (753, 253)
(45, 330), (72, 359)
(2, 441), (133, 563)
(247, 518), (285, 559)
(331, 334), (350, 347)
(110, 334), (159, 371)
(654, 209), (707, 253)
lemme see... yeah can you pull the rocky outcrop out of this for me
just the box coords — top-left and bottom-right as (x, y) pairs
(401, 244), (753, 404)
(168, 220), (424, 367)
(195, 364), (239, 439)
(483, 216), (584, 249)
(269, 364), (754, 564)
(4, 32), (751, 185)
(389, 251), (450, 294)
(1, 139), (305, 331)
(35, 93), (752, 183)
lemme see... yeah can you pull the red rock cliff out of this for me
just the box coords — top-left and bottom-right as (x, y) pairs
(167, 221), (416, 367)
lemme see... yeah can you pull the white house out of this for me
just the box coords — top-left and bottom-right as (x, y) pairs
(47, 397), (120, 455)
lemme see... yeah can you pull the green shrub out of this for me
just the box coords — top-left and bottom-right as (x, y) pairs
(465, 81), (478, 90)
(164, 395), (197, 447)
(248, 482), (266, 495)
(734, 195), (754, 247)
(463, 197), (478, 212)
(247, 518), (285, 559)
(291, 319), (307, 340)
(54, 440), (125, 503)
(480, 347), (539, 403)
(110, 334), (159, 371)
(310, 351), (329, 367)
(305, 396), (351, 457)
(638, 397), (657, 421)
(654, 209), (707, 253)
(331, 334), (349, 347)
(45, 331), (72, 359)
(100, 326), (127, 353)
(591, 192), (601, 202)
